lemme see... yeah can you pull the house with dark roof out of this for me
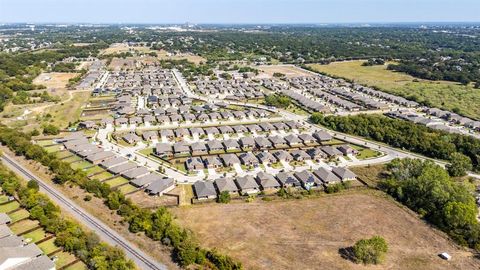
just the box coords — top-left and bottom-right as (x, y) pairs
(108, 162), (137, 174)
(142, 131), (158, 141)
(86, 151), (116, 165)
(203, 156), (223, 169)
(232, 125), (247, 133)
(173, 142), (190, 156)
(307, 147), (327, 162)
(332, 167), (357, 181)
(291, 149), (311, 161)
(298, 134), (316, 145)
(276, 171), (301, 188)
(284, 134), (302, 147)
(294, 170), (322, 190)
(122, 167), (150, 180)
(239, 137), (255, 149)
(186, 157), (204, 171)
(214, 178), (239, 194)
(123, 133), (141, 144)
(272, 150), (293, 162)
(100, 156), (128, 169)
(321, 146), (343, 157)
(337, 145), (358, 156)
(190, 142), (208, 156)
(312, 131), (333, 142)
(268, 136), (288, 148)
(145, 177), (175, 196)
(207, 140), (224, 153)
(256, 172), (280, 190)
(220, 154), (241, 166)
(239, 152), (259, 166)
(313, 168), (341, 185)
(194, 181), (217, 200)
(223, 139), (240, 152)
(255, 137), (273, 149)
(154, 143), (172, 157)
(235, 176), (260, 195)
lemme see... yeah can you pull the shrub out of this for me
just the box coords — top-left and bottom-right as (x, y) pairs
(353, 236), (388, 264)
(217, 191), (231, 203)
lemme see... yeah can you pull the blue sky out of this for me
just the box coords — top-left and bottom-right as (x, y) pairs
(1, 0), (479, 24)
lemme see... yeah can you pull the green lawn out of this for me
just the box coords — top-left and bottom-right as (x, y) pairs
(56, 150), (73, 159)
(350, 145), (383, 160)
(105, 177), (129, 188)
(22, 228), (48, 243)
(8, 209), (30, 223)
(0, 201), (20, 213)
(10, 219), (39, 234)
(63, 155), (83, 163)
(0, 195), (10, 204)
(64, 260), (88, 270)
(117, 184), (137, 195)
(36, 140), (54, 146)
(54, 251), (78, 269)
(70, 161), (93, 170)
(90, 171), (113, 181)
(84, 166), (104, 175)
(44, 145), (62, 153)
(307, 61), (480, 119)
(139, 147), (153, 156)
(38, 238), (60, 254)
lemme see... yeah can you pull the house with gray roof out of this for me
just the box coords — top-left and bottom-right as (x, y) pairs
(207, 140), (224, 152)
(239, 152), (259, 166)
(312, 131), (333, 142)
(256, 172), (280, 190)
(190, 142), (208, 156)
(239, 137), (255, 149)
(307, 147), (327, 162)
(142, 131), (158, 141)
(284, 134), (302, 146)
(154, 143), (172, 157)
(100, 156), (128, 169)
(337, 145), (358, 156)
(108, 162), (137, 174)
(291, 149), (311, 161)
(220, 154), (241, 166)
(218, 125), (234, 134)
(0, 235), (24, 248)
(235, 176), (260, 195)
(332, 167), (357, 181)
(223, 139), (240, 151)
(145, 177), (175, 196)
(14, 255), (55, 270)
(298, 134), (316, 145)
(255, 137), (273, 149)
(0, 244), (44, 270)
(86, 151), (116, 164)
(123, 133), (141, 144)
(186, 157), (204, 171)
(294, 170), (322, 190)
(256, 152), (276, 164)
(232, 125), (247, 133)
(272, 150), (293, 162)
(214, 178), (239, 194)
(203, 156), (223, 169)
(321, 146), (343, 157)
(268, 136), (288, 148)
(131, 173), (162, 188)
(194, 181), (217, 200)
(313, 168), (341, 185)
(122, 167), (150, 180)
(276, 171), (301, 188)
(0, 213), (11, 225)
(173, 142), (190, 156)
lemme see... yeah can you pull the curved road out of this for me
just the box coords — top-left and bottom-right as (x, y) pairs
(0, 153), (167, 270)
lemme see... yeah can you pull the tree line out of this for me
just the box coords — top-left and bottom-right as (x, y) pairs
(310, 113), (480, 173)
(0, 164), (134, 269)
(381, 158), (480, 250)
(0, 125), (242, 270)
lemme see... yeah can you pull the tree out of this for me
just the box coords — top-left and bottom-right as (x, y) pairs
(42, 124), (59, 135)
(353, 236), (388, 265)
(446, 152), (473, 177)
(27, 180), (39, 191)
(217, 191), (231, 203)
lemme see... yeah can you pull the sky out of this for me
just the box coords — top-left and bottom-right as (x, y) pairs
(1, 0), (479, 24)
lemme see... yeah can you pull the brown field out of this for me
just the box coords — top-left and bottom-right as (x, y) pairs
(100, 44), (153, 55)
(156, 50), (206, 65)
(32, 72), (79, 92)
(172, 190), (480, 270)
(256, 64), (313, 78)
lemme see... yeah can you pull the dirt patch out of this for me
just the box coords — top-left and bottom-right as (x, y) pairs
(33, 72), (79, 91)
(172, 190), (480, 270)
(256, 64), (313, 79)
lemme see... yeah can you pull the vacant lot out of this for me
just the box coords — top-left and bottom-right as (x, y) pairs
(256, 64), (313, 78)
(157, 49), (206, 65)
(33, 72), (79, 91)
(307, 61), (480, 119)
(172, 190), (480, 270)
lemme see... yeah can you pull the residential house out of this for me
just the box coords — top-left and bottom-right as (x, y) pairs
(154, 143), (172, 157)
(272, 150), (293, 162)
(313, 168), (341, 185)
(294, 170), (322, 190)
(239, 152), (259, 166)
(122, 167), (150, 180)
(123, 133), (141, 144)
(239, 137), (255, 149)
(312, 131), (332, 142)
(186, 157), (204, 171)
(256, 172), (280, 190)
(220, 154), (241, 167)
(203, 156), (223, 169)
(190, 142), (208, 156)
(214, 178), (239, 194)
(290, 149), (311, 161)
(332, 167), (357, 181)
(145, 177), (176, 196)
(235, 175), (260, 195)
(173, 142), (190, 156)
(284, 134), (302, 147)
(276, 171), (301, 188)
(193, 181), (217, 200)
(256, 151), (276, 164)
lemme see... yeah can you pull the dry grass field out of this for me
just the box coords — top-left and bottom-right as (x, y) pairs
(156, 50), (206, 65)
(256, 64), (313, 78)
(172, 190), (480, 270)
(307, 61), (480, 119)
(33, 72), (79, 91)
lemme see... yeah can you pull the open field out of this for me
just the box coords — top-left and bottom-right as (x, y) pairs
(307, 61), (480, 119)
(172, 190), (480, 270)
(100, 44), (153, 55)
(33, 72), (79, 91)
(156, 49), (206, 65)
(256, 64), (313, 78)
